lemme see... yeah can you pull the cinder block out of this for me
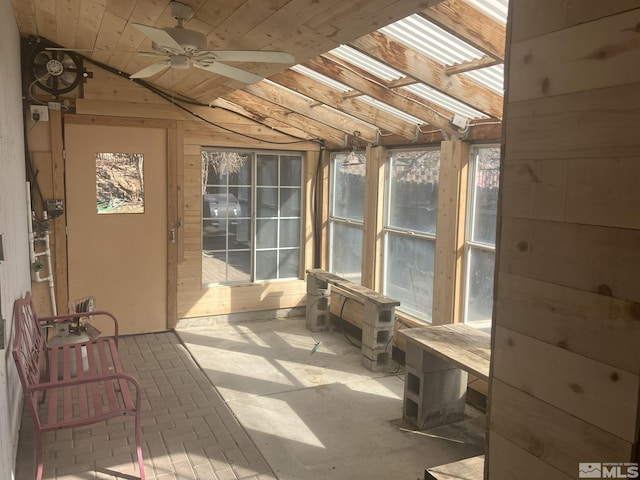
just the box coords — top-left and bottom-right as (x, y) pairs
(405, 342), (455, 372)
(361, 322), (393, 349)
(307, 274), (330, 296)
(362, 301), (395, 327)
(402, 365), (468, 430)
(361, 344), (392, 372)
(306, 293), (330, 332)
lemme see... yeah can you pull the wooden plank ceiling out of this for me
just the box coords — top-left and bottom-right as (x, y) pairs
(13, 0), (506, 148)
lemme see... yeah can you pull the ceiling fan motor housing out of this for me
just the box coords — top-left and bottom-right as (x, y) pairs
(164, 27), (207, 54)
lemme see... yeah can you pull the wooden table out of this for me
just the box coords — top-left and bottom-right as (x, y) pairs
(398, 324), (491, 429)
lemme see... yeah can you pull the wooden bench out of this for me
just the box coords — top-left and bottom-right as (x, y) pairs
(425, 454), (485, 480)
(305, 269), (400, 371)
(12, 292), (145, 480)
(398, 324), (491, 429)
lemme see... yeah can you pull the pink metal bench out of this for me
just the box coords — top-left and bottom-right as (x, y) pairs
(12, 292), (145, 480)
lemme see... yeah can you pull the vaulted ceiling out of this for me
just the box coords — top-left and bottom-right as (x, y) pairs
(12, 0), (507, 149)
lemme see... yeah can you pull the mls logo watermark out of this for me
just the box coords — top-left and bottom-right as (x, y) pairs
(579, 463), (639, 479)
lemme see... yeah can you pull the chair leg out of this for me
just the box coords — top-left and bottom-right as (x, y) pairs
(36, 432), (44, 480)
(135, 412), (145, 480)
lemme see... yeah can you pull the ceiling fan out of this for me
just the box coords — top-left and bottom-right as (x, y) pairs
(47, 1), (295, 84)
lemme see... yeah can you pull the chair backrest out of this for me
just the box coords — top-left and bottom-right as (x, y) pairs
(12, 292), (47, 420)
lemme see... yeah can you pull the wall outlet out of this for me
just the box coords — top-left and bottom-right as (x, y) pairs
(30, 104), (49, 122)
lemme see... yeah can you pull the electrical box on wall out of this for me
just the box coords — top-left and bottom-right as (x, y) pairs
(30, 105), (49, 122)
(46, 199), (64, 217)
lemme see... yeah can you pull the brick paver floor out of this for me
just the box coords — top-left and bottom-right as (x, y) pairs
(15, 331), (277, 480)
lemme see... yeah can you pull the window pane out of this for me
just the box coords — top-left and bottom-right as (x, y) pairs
(387, 149), (439, 234)
(384, 232), (435, 321)
(280, 219), (300, 248)
(256, 219), (277, 248)
(331, 154), (365, 222)
(279, 249), (300, 278)
(202, 251), (251, 285)
(257, 187), (278, 217)
(464, 247), (495, 327)
(255, 250), (277, 280)
(281, 156), (302, 186)
(280, 188), (301, 217)
(257, 155), (278, 185)
(329, 222), (363, 284)
(471, 147), (500, 245)
(231, 186), (252, 217)
(228, 219), (251, 250)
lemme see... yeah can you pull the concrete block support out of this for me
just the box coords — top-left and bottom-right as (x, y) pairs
(306, 273), (331, 332)
(403, 342), (468, 429)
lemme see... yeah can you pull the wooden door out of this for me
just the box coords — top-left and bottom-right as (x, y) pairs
(65, 121), (167, 334)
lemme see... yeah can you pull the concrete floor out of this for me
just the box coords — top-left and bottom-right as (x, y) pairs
(14, 316), (485, 479)
(176, 317), (485, 480)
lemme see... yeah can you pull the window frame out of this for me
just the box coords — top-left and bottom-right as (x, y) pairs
(201, 148), (304, 286)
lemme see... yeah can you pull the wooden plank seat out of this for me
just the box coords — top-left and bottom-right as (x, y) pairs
(425, 455), (485, 480)
(12, 292), (145, 480)
(398, 324), (491, 429)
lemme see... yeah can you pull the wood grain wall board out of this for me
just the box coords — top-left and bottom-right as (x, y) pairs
(500, 158), (567, 222)
(75, 0), (107, 48)
(496, 272), (640, 375)
(488, 431), (577, 480)
(361, 145), (386, 291)
(55, 0), (81, 49)
(503, 155), (640, 230)
(432, 140), (468, 325)
(504, 82), (640, 161)
(489, 379), (635, 477)
(178, 280), (308, 317)
(11, 0), (38, 34)
(33, 0), (56, 41)
(499, 216), (640, 303)
(508, 8), (640, 103)
(510, 0), (640, 43)
(493, 326), (639, 441)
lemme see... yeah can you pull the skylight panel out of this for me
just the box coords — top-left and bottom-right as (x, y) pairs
(290, 65), (352, 93)
(464, 0), (508, 24)
(464, 64), (505, 95)
(381, 14), (484, 66)
(403, 84), (487, 119)
(329, 45), (406, 82)
(358, 96), (424, 125)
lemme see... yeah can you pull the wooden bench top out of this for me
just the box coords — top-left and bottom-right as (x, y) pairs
(306, 269), (400, 307)
(398, 324), (491, 382)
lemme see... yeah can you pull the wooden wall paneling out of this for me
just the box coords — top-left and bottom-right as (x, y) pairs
(510, 0), (640, 43)
(49, 110), (68, 315)
(361, 145), (386, 292)
(432, 140), (469, 325)
(303, 150), (319, 276)
(493, 326), (639, 442)
(496, 272), (640, 375)
(505, 83), (640, 162)
(176, 122), (185, 263)
(499, 217), (640, 303)
(319, 149), (331, 271)
(508, 8), (640, 103)
(490, 379), (635, 477)
(488, 431), (578, 480)
(55, 0), (80, 49)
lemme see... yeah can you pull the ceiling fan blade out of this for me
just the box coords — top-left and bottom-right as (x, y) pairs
(46, 47), (163, 57)
(132, 23), (185, 53)
(130, 61), (171, 79)
(199, 50), (295, 64)
(192, 61), (263, 84)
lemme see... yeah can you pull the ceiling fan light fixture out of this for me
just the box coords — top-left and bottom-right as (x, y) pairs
(170, 55), (190, 69)
(163, 27), (207, 53)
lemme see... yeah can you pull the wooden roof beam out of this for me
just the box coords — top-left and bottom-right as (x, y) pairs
(304, 55), (459, 137)
(350, 31), (503, 119)
(270, 69), (421, 141)
(420, 0), (506, 61)
(220, 91), (350, 149)
(242, 81), (379, 144)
